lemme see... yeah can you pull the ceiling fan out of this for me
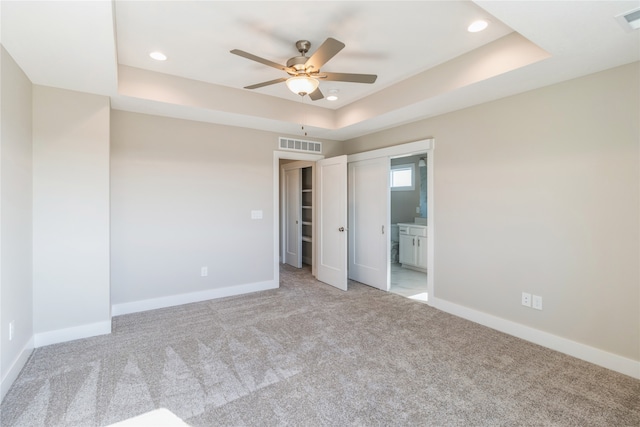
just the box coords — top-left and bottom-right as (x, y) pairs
(230, 37), (377, 101)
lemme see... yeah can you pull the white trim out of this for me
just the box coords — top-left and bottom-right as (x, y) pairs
(1, 337), (34, 402)
(426, 145), (434, 302)
(432, 297), (640, 379)
(34, 320), (111, 348)
(112, 279), (277, 316)
(347, 139), (433, 163)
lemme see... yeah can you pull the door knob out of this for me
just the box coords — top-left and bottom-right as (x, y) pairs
(339, 227), (345, 232)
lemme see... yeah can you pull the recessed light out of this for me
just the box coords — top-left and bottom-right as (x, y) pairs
(616, 7), (640, 32)
(326, 89), (339, 101)
(149, 51), (167, 61)
(468, 20), (489, 33)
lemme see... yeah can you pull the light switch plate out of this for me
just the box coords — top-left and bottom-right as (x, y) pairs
(251, 210), (263, 219)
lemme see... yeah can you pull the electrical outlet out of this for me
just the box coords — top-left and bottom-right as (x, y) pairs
(532, 295), (543, 310)
(200, 266), (208, 277)
(9, 321), (14, 341)
(521, 292), (532, 307)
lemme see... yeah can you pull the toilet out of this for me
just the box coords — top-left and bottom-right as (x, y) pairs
(390, 224), (399, 263)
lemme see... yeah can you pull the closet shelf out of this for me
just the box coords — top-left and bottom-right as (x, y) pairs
(301, 236), (313, 243)
(302, 189), (313, 193)
(302, 206), (312, 209)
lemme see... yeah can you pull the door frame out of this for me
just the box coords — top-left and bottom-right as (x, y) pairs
(273, 151), (324, 287)
(347, 139), (435, 303)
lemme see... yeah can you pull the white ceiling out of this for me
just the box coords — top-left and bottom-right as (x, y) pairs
(2, 1), (639, 141)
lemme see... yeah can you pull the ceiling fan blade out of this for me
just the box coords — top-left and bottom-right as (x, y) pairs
(244, 77), (288, 90)
(309, 88), (324, 101)
(305, 38), (345, 71)
(230, 49), (293, 72)
(321, 72), (377, 84)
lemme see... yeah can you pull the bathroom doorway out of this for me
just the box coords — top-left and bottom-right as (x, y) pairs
(389, 153), (428, 302)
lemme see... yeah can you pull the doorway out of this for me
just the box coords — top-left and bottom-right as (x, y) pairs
(345, 139), (434, 301)
(274, 152), (324, 287)
(276, 153), (349, 292)
(389, 153), (428, 302)
(280, 159), (316, 272)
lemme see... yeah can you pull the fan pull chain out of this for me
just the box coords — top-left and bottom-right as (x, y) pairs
(300, 94), (307, 136)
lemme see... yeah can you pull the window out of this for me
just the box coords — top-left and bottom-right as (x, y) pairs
(390, 163), (415, 191)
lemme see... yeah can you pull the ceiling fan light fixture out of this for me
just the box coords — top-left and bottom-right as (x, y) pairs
(286, 75), (319, 96)
(468, 20), (489, 33)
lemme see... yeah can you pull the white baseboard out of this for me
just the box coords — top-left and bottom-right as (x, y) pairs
(34, 320), (112, 348)
(112, 279), (279, 316)
(431, 297), (640, 379)
(1, 337), (34, 402)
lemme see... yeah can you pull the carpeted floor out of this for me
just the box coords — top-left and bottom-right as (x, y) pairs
(2, 264), (639, 426)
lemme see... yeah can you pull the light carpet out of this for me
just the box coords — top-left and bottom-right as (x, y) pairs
(1, 265), (638, 426)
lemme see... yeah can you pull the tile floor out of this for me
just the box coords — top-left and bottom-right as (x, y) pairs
(389, 263), (428, 302)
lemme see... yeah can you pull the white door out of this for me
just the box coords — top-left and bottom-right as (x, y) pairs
(316, 155), (348, 290)
(284, 168), (301, 268)
(348, 158), (389, 290)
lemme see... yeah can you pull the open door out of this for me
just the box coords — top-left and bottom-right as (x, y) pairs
(316, 155), (348, 290)
(284, 167), (301, 268)
(348, 157), (389, 290)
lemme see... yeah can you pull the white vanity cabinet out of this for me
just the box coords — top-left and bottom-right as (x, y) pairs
(398, 223), (427, 272)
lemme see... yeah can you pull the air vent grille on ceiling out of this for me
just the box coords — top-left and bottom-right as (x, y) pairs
(279, 137), (322, 154)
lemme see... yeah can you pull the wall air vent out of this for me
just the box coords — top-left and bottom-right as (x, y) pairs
(616, 7), (640, 31)
(279, 137), (322, 154)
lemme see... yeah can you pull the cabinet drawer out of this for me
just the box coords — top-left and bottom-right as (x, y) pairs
(408, 226), (427, 237)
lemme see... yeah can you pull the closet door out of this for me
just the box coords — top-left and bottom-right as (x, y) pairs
(316, 155), (348, 290)
(284, 168), (302, 268)
(348, 157), (389, 290)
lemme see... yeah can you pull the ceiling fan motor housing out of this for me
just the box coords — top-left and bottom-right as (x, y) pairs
(287, 40), (314, 74)
(286, 56), (310, 74)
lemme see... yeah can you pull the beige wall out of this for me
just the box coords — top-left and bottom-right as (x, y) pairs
(32, 85), (111, 338)
(110, 111), (340, 306)
(342, 62), (640, 361)
(0, 46), (33, 399)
